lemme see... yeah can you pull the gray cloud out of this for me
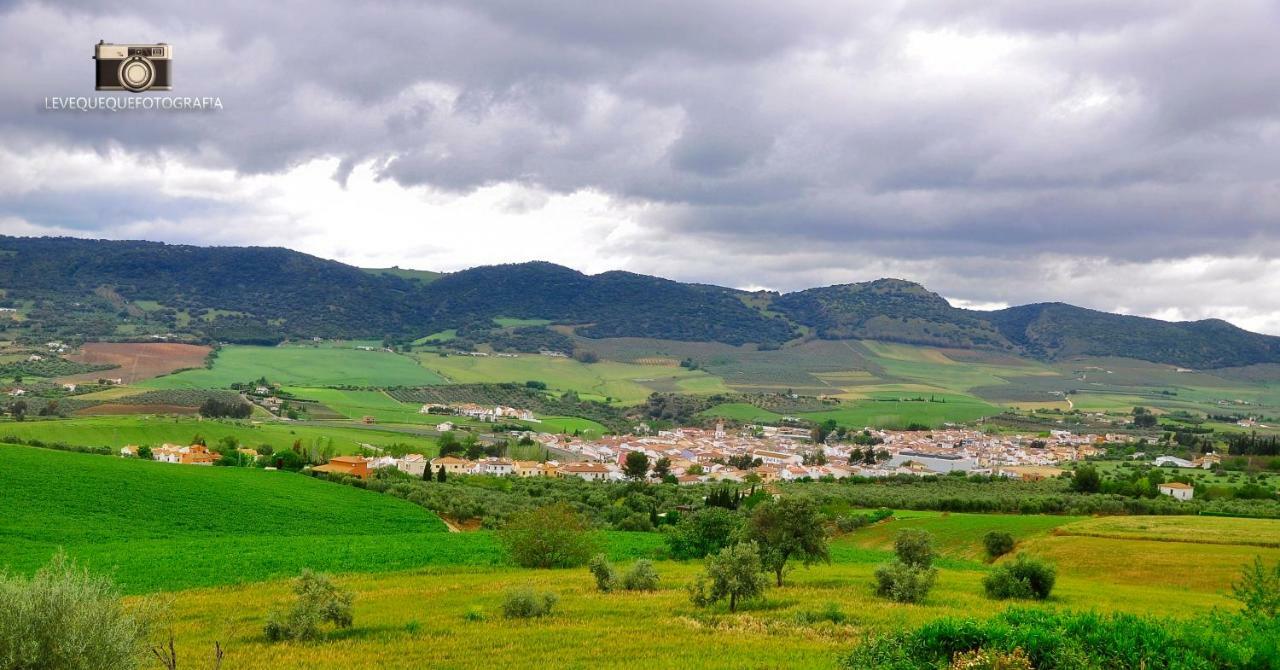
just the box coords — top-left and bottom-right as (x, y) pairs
(2, 0), (1280, 330)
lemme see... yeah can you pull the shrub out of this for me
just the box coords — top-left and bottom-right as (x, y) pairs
(499, 503), (598, 568)
(502, 588), (558, 619)
(840, 607), (1275, 670)
(893, 529), (935, 569)
(263, 570), (354, 641)
(873, 561), (937, 603)
(588, 554), (618, 592)
(1231, 556), (1280, 619)
(0, 552), (159, 670)
(873, 529), (937, 603)
(621, 560), (660, 592)
(687, 542), (768, 612)
(463, 606), (486, 622)
(983, 554), (1056, 601)
(835, 508), (892, 533)
(982, 531), (1016, 560)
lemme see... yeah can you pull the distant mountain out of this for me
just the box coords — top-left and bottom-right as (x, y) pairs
(1, 235), (1276, 369)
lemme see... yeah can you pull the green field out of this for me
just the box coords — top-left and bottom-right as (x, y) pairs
(0, 416), (443, 455)
(416, 352), (729, 404)
(7, 443), (1277, 668)
(144, 509), (1276, 669)
(142, 345), (446, 389)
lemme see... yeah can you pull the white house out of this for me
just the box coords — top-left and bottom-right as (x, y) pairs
(395, 454), (428, 477)
(1158, 482), (1194, 501)
(752, 449), (803, 466)
(557, 462), (613, 481)
(480, 458), (515, 476)
(1153, 456), (1195, 469)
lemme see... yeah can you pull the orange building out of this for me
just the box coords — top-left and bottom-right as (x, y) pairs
(312, 456), (371, 479)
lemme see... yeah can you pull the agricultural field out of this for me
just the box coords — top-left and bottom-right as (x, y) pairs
(414, 351), (729, 404)
(5, 440), (1277, 668)
(128, 509), (1275, 669)
(142, 345), (446, 388)
(0, 415), (444, 455)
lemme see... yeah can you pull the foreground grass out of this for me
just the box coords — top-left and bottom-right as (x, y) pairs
(152, 553), (1243, 670)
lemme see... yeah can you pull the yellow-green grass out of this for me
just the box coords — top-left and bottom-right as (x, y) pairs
(1054, 515), (1280, 548)
(838, 510), (1083, 561)
(415, 353), (729, 404)
(536, 416), (608, 438)
(1019, 535), (1280, 592)
(141, 345), (446, 389)
(701, 403), (785, 423)
(0, 416), (442, 455)
(150, 548), (1242, 670)
(70, 385), (146, 400)
(284, 388), (443, 424)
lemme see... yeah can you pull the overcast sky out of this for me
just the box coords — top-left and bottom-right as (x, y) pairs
(2, 1), (1279, 332)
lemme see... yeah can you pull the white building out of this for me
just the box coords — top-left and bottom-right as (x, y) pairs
(1158, 482), (1194, 501)
(395, 454), (428, 477)
(887, 451), (978, 473)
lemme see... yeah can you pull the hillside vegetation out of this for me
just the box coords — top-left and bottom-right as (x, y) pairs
(3, 236), (1279, 369)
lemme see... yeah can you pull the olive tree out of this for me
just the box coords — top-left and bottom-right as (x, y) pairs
(688, 542), (768, 612)
(499, 503), (598, 568)
(744, 496), (830, 586)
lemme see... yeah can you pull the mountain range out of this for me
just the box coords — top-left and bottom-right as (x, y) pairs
(1, 235), (1275, 370)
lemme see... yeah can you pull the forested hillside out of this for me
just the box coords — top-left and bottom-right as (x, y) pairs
(2, 235), (1277, 369)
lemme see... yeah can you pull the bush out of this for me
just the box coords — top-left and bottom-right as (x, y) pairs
(1231, 556), (1280, 619)
(263, 570), (354, 641)
(835, 508), (892, 533)
(463, 606), (486, 622)
(873, 529), (937, 603)
(873, 561), (937, 603)
(502, 587), (558, 619)
(983, 531), (1016, 560)
(0, 553), (159, 670)
(983, 554), (1057, 600)
(588, 554), (618, 592)
(893, 529), (935, 569)
(621, 560), (660, 592)
(840, 607), (1278, 670)
(499, 503), (598, 568)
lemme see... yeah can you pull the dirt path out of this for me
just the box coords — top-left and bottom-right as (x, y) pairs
(440, 518), (461, 533)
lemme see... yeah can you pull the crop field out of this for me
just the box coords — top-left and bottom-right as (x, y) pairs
(283, 388), (443, 424)
(1054, 515), (1280, 548)
(1072, 460), (1279, 491)
(415, 352), (729, 404)
(63, 342), (212, 383)
(0, 416), (443, 455)
(5, 442), (1274, 668)
(142, 345), (446, 389)
(137, 511), (1265, 670)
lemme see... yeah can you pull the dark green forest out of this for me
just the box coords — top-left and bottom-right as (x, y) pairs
(2, 236), (1277, 369)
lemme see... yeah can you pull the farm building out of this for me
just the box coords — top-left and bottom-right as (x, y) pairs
(1158, 482), (1195, 501)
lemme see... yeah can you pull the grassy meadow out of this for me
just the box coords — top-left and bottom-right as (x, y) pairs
(142, 345), (446, 389)
(135, 509), (1278, 670)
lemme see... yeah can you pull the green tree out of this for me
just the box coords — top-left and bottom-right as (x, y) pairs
(983, 554), (1057, 600)
(1071, 465), (1102, 493)
(624, 451), (650, 480)
(873, 530), (937, 603)
(744, 497), (830, 586)
(9, 399), (27, 421)
(437, 464), (447, 482)
(499, 503), (598, 568)
(665, 507), (742, 560)
(653, 456), (672, 479)
(687, 542), (768, 612)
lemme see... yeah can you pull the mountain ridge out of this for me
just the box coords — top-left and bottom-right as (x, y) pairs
(0, 235), (1275, 369)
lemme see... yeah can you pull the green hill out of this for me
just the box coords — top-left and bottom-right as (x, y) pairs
(3, 235), (1279, 369)
(0, 443), (454, 592)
